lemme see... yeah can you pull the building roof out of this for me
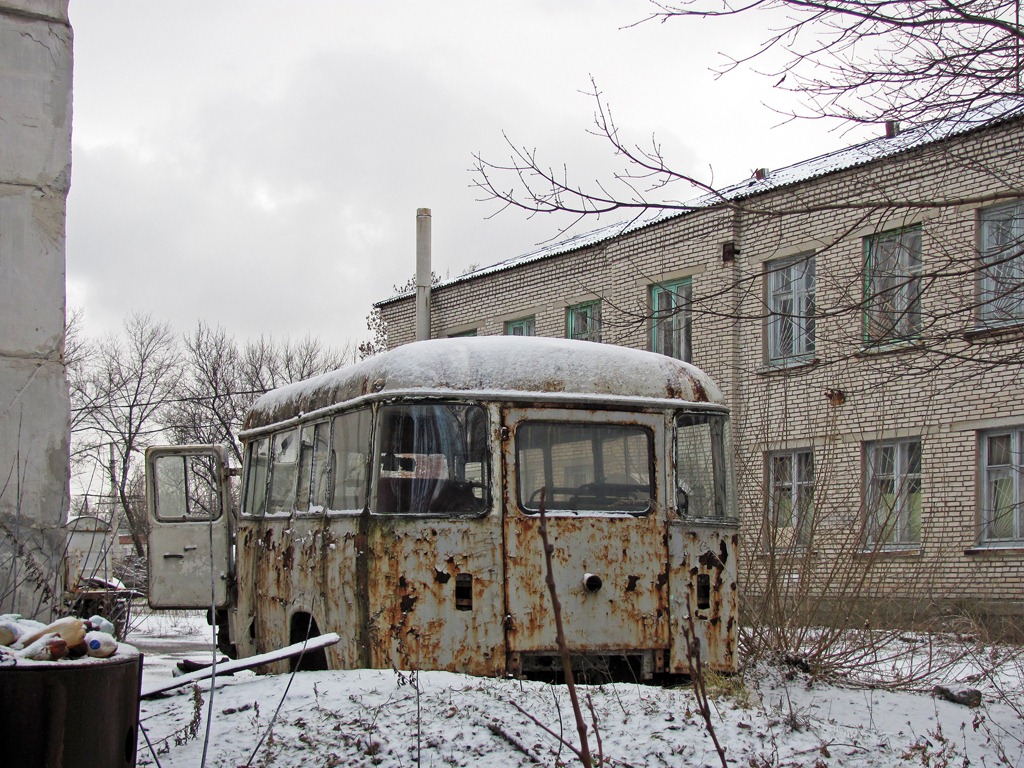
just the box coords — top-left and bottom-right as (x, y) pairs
(377, 97), (1024, 306)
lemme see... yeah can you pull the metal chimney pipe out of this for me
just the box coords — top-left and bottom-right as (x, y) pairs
(415, 208), (432, 341)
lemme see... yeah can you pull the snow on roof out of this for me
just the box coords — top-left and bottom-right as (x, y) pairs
(378, 97), (1024, 304)
(244, 336), (724, 431)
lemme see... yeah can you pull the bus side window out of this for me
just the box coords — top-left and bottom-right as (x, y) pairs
(243, 437), (270, 517)
(332, 408), (370, 512)
(310, 421), (332, 510)
(267, 429), (299, 515)
(296, 421), (331, 513)
(675, 413), (735, 519)
(374, 404), (490, 515)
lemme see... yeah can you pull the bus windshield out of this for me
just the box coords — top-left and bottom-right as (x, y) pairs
(516, 422), (654, 514)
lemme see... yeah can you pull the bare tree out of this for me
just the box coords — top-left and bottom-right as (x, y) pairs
(646, 0), (1024, 125)
(165, 323), (357, 464)
(71, 313), (182, 557)
(163, 323), (249, 465)
(358, 307), (389, 360)
(473, 1), (1024, 221)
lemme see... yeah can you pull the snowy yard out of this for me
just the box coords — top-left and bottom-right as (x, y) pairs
(130, 612), (1024, 767)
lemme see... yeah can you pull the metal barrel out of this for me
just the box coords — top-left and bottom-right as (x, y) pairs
(0, 648), (142, 767)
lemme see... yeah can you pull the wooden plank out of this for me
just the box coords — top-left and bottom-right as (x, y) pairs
(140, 632), (340, 699)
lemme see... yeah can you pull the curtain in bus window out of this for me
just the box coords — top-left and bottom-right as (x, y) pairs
(332, 408), (371, 512)
(375, 403), (489, 515)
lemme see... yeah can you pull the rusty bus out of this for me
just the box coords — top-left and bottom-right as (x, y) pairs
(145, 336), (738, 679)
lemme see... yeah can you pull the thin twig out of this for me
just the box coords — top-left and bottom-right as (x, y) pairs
(536, 491), (594, 768)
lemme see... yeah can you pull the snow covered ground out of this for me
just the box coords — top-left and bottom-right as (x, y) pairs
(130, 612), (1024, 767)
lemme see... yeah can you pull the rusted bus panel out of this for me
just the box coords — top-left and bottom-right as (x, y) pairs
(668, 525), (739, 674)
(234, 515), (362, 671)
(503, 514), (670, 654)
(365, 517), (506, 676)
(501, 405), (672, 659)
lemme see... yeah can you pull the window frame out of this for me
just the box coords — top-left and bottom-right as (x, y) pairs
(863, 225), (923, 345)
(295, 419), (333, 515)
(978, 199), (1024, 327)
(566, 300), (602, 342)
(864, 438), (923, 550)
(330, 407), (372, 514)
(151, 452), (224, 523)
(767, 448), (814, 549)
(766, 253), (816, 365)
(650, 278), (692, 361)
(515, 419), (655, 516)
(675, 410), (737, 522)
(504, 316), (536, 337)
(980, 427), (1024, 545)
(266, 428), (301, 517)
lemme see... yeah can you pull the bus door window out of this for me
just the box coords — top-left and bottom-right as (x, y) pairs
(152, 452), (223, 522)
(675, 412), (736, 519)
(331, 408), (371, 512)
(374, 404), (490, 515)
(457, 406), (489, 505)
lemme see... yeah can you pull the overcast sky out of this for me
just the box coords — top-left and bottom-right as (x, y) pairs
(66, 1), (875, 349)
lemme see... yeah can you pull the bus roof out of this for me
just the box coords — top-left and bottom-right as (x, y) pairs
(243, 337), (725, 431)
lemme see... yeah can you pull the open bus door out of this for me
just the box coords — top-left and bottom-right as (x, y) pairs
(145, 445), (234, 609)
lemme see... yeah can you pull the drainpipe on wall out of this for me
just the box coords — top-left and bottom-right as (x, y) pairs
(416, 208), (432, 341)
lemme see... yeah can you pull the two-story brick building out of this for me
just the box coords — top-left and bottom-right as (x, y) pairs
(377, 99), (1024, 634)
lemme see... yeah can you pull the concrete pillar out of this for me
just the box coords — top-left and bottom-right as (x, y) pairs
(0, 0), (72, 620)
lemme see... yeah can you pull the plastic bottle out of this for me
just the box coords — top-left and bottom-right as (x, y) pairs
(83, 631), (118, 658)
(88, 615), (116, 635)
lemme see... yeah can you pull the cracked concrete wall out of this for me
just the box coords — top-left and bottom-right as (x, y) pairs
(0, 0), (72, 620)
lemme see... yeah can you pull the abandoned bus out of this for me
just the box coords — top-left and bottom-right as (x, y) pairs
(146, 336), (738, 680)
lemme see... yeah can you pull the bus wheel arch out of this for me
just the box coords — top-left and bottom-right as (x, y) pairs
(288, 611), (329, 671)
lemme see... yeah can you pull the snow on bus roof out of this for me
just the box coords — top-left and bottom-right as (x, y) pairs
(244, 337), (724, 430)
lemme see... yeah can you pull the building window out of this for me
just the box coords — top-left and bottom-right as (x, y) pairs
(651, 279), (691, 361)
(504, 316), (535, 336)
(979, 200), (1024, 326)
(448, 328), (477, 338)
(768, 450), (814, 548)
(567, 301), (601, 342)
(767, 254), (815, 363)
(865, 439), (922, 548)
(981, 428), (1024, 543)
(864, 226), (922, 343)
